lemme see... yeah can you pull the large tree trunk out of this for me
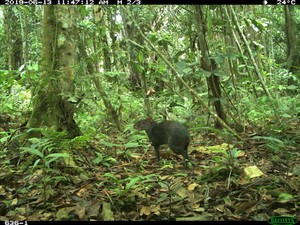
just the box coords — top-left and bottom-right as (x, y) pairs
(27, 6), (81, 138)
(284, 5), (300, 95)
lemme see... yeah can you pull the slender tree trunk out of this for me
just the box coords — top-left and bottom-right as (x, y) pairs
(3, 7), (23, 70)
(195, 5), (227, 128)
(120, 7), (151, 115)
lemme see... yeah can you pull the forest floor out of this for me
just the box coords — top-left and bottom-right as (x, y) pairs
(0, 117), (300, 221)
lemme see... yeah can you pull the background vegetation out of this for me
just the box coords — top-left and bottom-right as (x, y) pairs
(0, 5), (299, 221)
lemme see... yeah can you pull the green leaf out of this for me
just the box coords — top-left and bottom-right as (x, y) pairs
(92, 152), (103, 164)
(126, 177), (141, 189)
(45, 153), (69, 166)
(105, 157), (117, 165)
(171, 182), (183, 194)
(45, 153), (69, 159)
(278, 193), (293, 202)
(124, 142), (139, 148)
(22, 147), (44, 158)
(158, 181), (169, 190)
(287, 85), (297, 90)
(32, 159), (41, 170)
(100, 140), (122, 147)
(229, 148), (241, 158)
(183, 68), (192, 74)
(200, 70), (212, 78)
(251, 136), (284, 146)
(138, 51), (144, 62)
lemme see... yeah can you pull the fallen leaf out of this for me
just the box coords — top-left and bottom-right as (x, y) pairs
(273, 208), (290, 214)
(176, 214), (213, 221)
(140, 206), (151, 216)
(150, 205), (160, 215)
(188, 183), (199, 191)
(235, 201), (256, 214)
(56, 207), (76, 220)
(244, 165), (264, 178)
(101, 202), (114, 221)
(176, 187), (189, 198)
(75, 203), (86, 220)
(11, 198), (18, 205)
